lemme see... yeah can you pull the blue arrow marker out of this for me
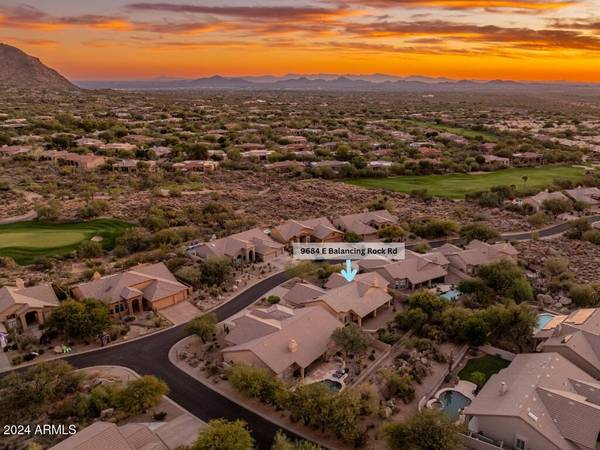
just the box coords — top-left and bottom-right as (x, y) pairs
(340, 259), (358, 282)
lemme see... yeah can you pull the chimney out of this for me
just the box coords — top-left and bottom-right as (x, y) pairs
(372, 277), (380, 288)
(499, 381), (508, 395)
(15, 278), (25, 289)
(92, 271), (102, 281)
(288, 339), (298, 353)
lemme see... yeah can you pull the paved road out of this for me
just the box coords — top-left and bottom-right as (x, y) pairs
(8, 214), (600, 448)
(66, 271), (294, 450)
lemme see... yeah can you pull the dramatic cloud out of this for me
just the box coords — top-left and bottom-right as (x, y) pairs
(343, 0), (577, 10)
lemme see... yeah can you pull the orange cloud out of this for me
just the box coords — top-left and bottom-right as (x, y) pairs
(346, 0), (577, 10)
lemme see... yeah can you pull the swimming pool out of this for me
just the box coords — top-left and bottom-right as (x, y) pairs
(536, 313), (556, 332)
(438, 390), (472, 422)
(321, 379), (343, 393)
(441, 289), (461, 301)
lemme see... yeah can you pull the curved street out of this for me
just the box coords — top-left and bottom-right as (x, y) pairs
(65, 271), (294, 450)
(6, 214), (600, 448)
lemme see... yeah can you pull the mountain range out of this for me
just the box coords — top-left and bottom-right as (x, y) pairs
(0, 43), (76, 90)
(2, 42), (599, 93)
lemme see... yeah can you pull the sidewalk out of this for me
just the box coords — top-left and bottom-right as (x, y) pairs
(0, 351), (11, 371)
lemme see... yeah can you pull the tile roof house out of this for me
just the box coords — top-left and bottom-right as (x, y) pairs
(522, 190), (571, 211)
(438, 240), (518, 277)
(304, 272), (392, 326)
(0, 280), (59, 334)
(222, 304), (342, 379)
(189, 228), (285, 265)
(71, 263), (191, 314)
(0, 145), (33, 157)
(565, 187), (600, 206)
(535, 308), (600, 379)
(333, 210), (398, 241)
(282, 282), (326, 307)
(271, 217), (343, 247)
(40, 150), (106, 170)
(172, 160), (219, 172)
(465, 353), (600, 450)
(50, 421), (168, 450)
(372, 250), (449, 290)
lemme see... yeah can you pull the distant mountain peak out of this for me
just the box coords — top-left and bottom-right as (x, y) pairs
(0, 43), (76, 90)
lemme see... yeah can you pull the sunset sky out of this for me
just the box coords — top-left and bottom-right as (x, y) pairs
(1, 0), (600, 81)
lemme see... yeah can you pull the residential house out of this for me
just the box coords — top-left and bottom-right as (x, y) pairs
(221, 304), (342, 379)
(333, 209), (398, 241)
(0, 280), (59, 335)
(172, 160), (219, 172)
(368, 160), (393, 169)
(511, 152), (544, 166)
(522, 190), (571, 211)
(189, 228), (285, 265)
(150, 146), (172, 159)
(71, 263), (191, 314)
(438, 240), (518, 277)
(283, 282), (326, 307)
(271, 217), (343, 248)
(465, 353), (600, 450)
(112, 159), (157, 172)
(50, 421), (167, 450)
(565, 187), (600, 206)
(372, 250), (449, 290)
(303, 272), (392, 326)
(264, 161), (306, 172)
(241, 149), (273, 161)
(309, 160), (350, 172)
(40, 150), (106, 170)
(0, 145), (33, 157)
(482, 154), (510, 167)
(75, 137), (104, 148)
(535, 308), (600, 379)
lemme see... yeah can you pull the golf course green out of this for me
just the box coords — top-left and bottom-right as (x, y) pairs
(345, 166), (586, 199)
(0, 219), (133, 265)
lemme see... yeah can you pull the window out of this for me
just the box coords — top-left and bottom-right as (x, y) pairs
(515, 437), (526, 450)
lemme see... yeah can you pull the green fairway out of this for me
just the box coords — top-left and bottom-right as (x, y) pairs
(345, 166), (586, 199)
(0, 219), (133, 265)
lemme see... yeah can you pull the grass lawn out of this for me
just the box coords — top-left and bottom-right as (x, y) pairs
(0, 219), (133, 265)
(345, 165), (586, 199)
(458, 355), (511, 386)
(405, 120), (498, 142)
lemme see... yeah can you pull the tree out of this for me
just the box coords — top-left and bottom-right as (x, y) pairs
(44, 298), (112, 341)
(185, 313), (217, 343)
(469, 371), (487, 390)
(79, 240), (103, 258)
(193, 419), (255, 450)
(344, 232), (362, 243)
(476, 260), (533, 303)
(380, 409), (465, 450)
(271, 430), (322, 450)
(200, 256), (232, 286)
(461, 316), (489, 346)
(0, 361), (82, 425)
(379, 370), (415, 403)
(407, 290), (446, 317)
(569, 284), (599, 307)
(229, 364), (287, 406)
(460, 223), (499, 243)
(35, 200), (61, 222)
(117, 375), (169, 415)
(566, 218), (591, 240)
(378, 226), (407, 242)
(542, 198), (573, 216)
(332, 323), (370, 356)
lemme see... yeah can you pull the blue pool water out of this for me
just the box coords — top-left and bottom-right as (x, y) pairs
(439, 390), (472, 422)
(441, 289), (461, 301)
(320, 379), (343, 393)
(536, 313), (555, 332)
